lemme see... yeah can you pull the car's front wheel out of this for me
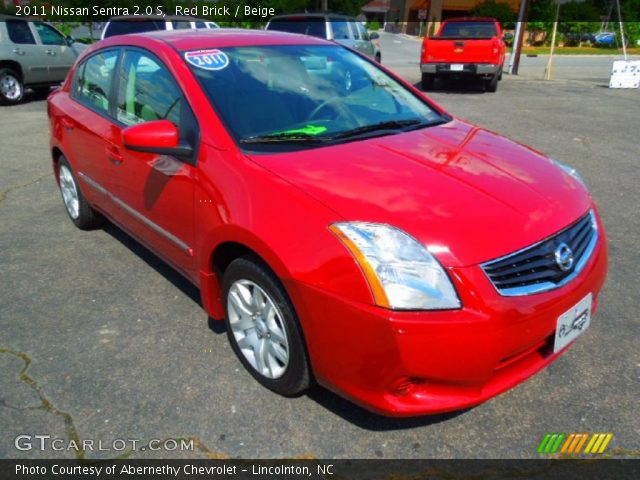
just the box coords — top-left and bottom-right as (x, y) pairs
(222, 256), (312, 396)
(57, 156), (103, 230)
(0, 68), (24, 105)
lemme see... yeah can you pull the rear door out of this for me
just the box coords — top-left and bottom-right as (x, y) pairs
(107, 48), (198, 277)
(65, 49), (121, 212)
(4, 20), (49, 84)
(32, 22), (77, 83)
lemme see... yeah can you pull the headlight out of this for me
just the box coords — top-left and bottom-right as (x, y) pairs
(553, 159), (586, 188)
(329, 222), (460, 310)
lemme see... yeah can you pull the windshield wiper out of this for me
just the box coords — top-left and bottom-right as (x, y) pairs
(240, 132), (330, 144)
(331, 119), (427, 140)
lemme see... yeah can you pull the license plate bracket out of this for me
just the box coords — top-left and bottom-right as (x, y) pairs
(554, 293), (592, 353)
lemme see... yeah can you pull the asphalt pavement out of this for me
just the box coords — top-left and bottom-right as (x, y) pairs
(0, 33), (639, 460)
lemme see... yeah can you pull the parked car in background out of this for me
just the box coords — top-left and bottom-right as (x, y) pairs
(593, 32), (627, 48)
(48, 29), (607, 416)
(266, 13), (381, 62)
(101, 16), (219, 40)
(420, 17), (506, 92)
(581, 33), (597, 44)
(0, 15), (87, 105)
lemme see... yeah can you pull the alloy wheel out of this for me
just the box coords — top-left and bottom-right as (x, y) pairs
(59, 165), (80, 219)
(0, 73), (22, 101)
(227, 279), (290, 379)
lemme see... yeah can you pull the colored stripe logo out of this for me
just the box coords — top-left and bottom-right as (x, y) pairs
(537, 433), (613, 454)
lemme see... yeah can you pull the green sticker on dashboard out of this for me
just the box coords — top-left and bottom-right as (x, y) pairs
(275, 125), (327, 136)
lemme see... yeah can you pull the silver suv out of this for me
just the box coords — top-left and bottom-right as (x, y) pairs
(266, 13), (381, 63)
(0, 16), (86, 105)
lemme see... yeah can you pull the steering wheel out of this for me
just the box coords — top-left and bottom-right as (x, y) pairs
(307, 96), (360, 124)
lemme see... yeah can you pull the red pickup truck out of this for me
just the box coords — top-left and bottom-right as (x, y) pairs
(420, 17), (506, 92)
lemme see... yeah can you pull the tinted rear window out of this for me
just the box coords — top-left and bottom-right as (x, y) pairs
(438, 22), (497, 39)
(103, 20), (165, 38)
(267, 18), (326, 39)
(6, 20), (36, 44)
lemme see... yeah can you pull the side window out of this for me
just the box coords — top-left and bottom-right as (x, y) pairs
(71, 62), (86, 98)
(358, 23), (369, 41)
(172, 21), (192, 30)
(351, 22), (360, 40)
(117, 51), (183, 127)
(330, 19), (351, 40)
(195, 22), (207, 29)
(34, 23), (66, 46)
(6, 20), (36, 45)
(76, 50), (119, 114)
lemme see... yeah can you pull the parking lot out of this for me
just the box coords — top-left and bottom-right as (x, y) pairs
(1, 32), (639, 459)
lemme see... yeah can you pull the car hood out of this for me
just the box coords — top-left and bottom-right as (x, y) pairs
(246, 120), (591, 267)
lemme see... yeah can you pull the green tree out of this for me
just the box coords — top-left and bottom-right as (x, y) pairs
(470, 0), (517, 24)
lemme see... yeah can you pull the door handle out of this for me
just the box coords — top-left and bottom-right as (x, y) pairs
(45, 49), (57, 56)
(60, 118), (74, 132)
(106, 146), (123, 165)
(12, 48), (25, 55)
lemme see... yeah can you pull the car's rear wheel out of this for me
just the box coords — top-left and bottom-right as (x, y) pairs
(222, 256), (311, 396)
(57, 156), (103, 230)
(485, 73), (499, 92)
(421, 73), (435, 90)
(0, 68), (24, 105)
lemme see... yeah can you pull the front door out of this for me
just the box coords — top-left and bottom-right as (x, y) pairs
(107, 49), (198, 279)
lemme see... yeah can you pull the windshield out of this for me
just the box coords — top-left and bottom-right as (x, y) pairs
(437, 22), (497, 39)
(185, 45), (446, 152)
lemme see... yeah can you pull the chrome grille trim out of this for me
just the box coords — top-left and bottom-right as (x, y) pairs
(481, 210), (598, 296)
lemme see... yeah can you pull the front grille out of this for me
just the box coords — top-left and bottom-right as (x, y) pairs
(482, 211), (598, 296)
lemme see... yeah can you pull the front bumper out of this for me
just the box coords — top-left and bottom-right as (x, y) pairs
(421, 63), (500, 75)
(287, 225), (608, 417)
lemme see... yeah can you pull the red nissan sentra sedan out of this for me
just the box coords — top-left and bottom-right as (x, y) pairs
(48, 29), (607, 416)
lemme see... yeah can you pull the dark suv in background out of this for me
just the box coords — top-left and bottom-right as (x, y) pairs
(266, 13), (381, 62)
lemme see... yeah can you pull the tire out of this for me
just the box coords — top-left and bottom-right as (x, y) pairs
(0, 68), (24, 105)
(57, 156), (103, 230)
(222, 256), (312, 396)
(485, 74), (499, 92)
(421, 73), (435, 90)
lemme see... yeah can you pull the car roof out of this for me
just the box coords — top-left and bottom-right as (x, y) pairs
(98, 28), (331, 51)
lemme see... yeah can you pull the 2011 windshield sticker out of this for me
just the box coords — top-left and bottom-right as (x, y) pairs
(185, 49), (229, 71)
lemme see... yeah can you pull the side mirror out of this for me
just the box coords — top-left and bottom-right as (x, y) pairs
(369, 32), (379, 40)
(122, 120), (192, 157)
(66, 36), (75, 46)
